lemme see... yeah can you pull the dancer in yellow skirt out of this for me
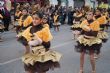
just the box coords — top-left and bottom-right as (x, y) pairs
(16, 8), (33, 34)
(75, 11), (102, 73)
(94, 8), (109, 59)
(53, 12), (60, 31)
(17, 12), (61, 73)
(15, 8), (22, 21)
(94, 9), (108, 42)
(71, 10), (83, 39)
(14, 8), (22, 31)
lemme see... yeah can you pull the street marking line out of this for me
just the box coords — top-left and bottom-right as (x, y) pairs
(0, 41), (73, 66)
(0, 58), (21, 66)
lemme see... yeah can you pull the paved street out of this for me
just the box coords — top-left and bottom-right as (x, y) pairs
(0, 25), (110, 73)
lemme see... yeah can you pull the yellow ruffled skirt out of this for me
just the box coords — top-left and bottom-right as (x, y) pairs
(22, 46), (62, 72)
(77, 35), (102, 46)
(71, 24), (81, 31)
(97, 31), (108, 43)
(75, 35), (102, 54)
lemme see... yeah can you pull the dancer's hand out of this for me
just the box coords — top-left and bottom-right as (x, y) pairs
(28, 40), (40, 46)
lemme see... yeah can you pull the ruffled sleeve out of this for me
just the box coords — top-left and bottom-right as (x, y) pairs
(80, 20), (87, 28)
(18, 16), (33, 27)
(97, 16), (107, 25)
(80, 20), (88, 31)
(23, 16), (33, 27)
(21, 27), (32, 41)
(42, 27), (53, 42)
(90, 21), (100, 31)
